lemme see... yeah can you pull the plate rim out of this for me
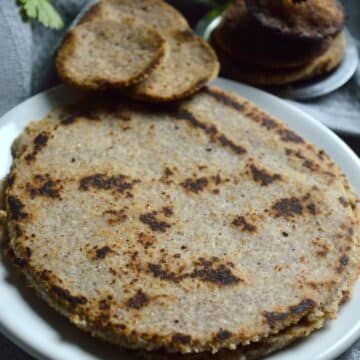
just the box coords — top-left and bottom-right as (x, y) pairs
(0, 79), (359, 360)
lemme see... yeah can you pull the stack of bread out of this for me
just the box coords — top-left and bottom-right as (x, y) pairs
(56, 0), (219, 102)
(211, 0), (346, 86)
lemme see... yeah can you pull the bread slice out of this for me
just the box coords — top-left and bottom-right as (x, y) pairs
(6, 86), (359, 354)
(246, 0), (345, 41)
(56, 17), (166, 90)
(212, 32), (346, 86)
(80, 0), (190, 32)
(81, 0), (219, 101)
(214, 0), (332, 70)
(125, 30), (219, 102)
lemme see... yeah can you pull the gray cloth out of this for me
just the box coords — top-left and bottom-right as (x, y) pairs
(0, 1), (359, 359)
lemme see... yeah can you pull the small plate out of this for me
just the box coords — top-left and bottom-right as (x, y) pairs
(0, 79), (360, 360)
(196, 16), (359, 101)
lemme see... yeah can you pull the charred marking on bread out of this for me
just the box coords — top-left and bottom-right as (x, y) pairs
(27, 176), (63, 199)
(260, 117), (279, 130)
(171, 333), (192, 345)
(306, 203), (317, 215)
(215, 329), (233, 342)
(338, 197), (350, 208)
(232, 216), (256, 232)
(7, 174), (16, 188)
(278, 129), (304, 144)
(140, 212), (171, 232)
(8, 247), (32, 267)
(51, 285), (87, 307)
(180, 177), (208, 193)
(339, 290), (350, 306)
(7, 196), (28, 221)
(98, 299), (111, 311)
(264, 299), (315, 327)
(95, 246), (113, 259)
(148, 263), (178, 282)
(271, 197), (304, 218)
(103, 209), (128, 225)
(138, 232), (156, 249)
(79, 173), (140, 194)
(148, 258), (241, 286)
(25, 131), (50, 162)
(162, 206), (173, 217)
(126, 290), (150, 310)
(337, 255), (349, 273)
(60, 110), (98, 125)
(249, 164), (281, 186)
(204, 88), (244, 112)
(218, 134), (247, 154)
(191, 257), (241, 286)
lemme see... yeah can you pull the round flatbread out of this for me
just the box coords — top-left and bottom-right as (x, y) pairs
(80, 0), (190, 32)
(6, 87), (359, 354)
(245, 0), (345, 41)
(212, 32), (346, 86)
(214, 0), (331, 69)
(56, 17), (166, 90)
(80, 0), (219, 101)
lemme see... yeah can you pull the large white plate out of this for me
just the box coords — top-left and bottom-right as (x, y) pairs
(0, 78), (359, 360)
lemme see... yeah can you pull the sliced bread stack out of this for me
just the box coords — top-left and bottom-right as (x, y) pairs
(57, 0), (219, 101)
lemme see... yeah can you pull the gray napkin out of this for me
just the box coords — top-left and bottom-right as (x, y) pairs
(0, 1), (359, 359)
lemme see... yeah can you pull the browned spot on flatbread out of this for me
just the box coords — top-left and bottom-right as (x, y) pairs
(249, 164), (281, 186)
(204, 87), (244, 112)
(148, 257), (241, 287)
(140, 211), (171, 232)
(232, 216), (256, 232)
(79, 173), (140, 194)
(217, 134), (247, 154)
(138, 232), (156, 249)
(161, 206), (173, 217)
(103, 208), (128, 225)
(51, 285), (87, 307)
(171, 333), (192, 345)
(95, 246), (114, 260)
(25, 131), (51, 162)
(7, 196), (28, 221)
(264, 299), (315, 328)
(126, 290), (150, 310)
(278, 129), (304, 143)
(61, 110), (98, 125)
(337, 255), (349, 273)
(180, 177), (208, 193)
(271, 197), (304, 218)
(215, 329), (233, 342)
(27, 175), (63, 199)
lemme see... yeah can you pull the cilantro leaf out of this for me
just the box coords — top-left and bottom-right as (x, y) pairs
(19, 0), (64, 30)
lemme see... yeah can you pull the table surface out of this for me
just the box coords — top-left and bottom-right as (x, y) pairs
(0, 1), (359, 359)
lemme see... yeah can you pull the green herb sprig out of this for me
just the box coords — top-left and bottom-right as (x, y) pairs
(18, 0), (64, 30)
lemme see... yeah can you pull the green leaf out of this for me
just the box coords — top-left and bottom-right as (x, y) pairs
(18, 0), (64, 30)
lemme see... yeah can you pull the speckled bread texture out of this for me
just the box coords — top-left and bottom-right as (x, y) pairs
(56, 17), (166, 90)
(245, 0), (345, 41)
(81, 0), (219, 101)
(213, 0), (332, 69)
(212, 32), (346, 86)
(5, 87), (360, 354)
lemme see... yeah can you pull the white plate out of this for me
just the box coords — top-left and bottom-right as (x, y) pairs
(0, 78), (360, 360)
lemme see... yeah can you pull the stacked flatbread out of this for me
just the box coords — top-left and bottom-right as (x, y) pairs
(4, 86), (359, 359)
(57, 0), (219, 101)
(211, 0), (346, 86)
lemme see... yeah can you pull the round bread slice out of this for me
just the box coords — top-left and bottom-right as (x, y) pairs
(80, 0), (190, 32)
(212, 32), (345, 86)
(245, 0), (345, 41)
(214, 0), (332, 69)
(5, 87), (359, 353)
(56, 17), (166, 90)
(80, 0), (219, 101)
(125, 30), (219, 102)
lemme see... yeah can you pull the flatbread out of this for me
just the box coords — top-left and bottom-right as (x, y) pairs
(245, 0), (345, 41)
(213, 0), (331, 69)
(212, 32), (345, 86)
(5, 87), (359, 354)
(81, 0), (219, 101)
(56, 17), (166, 90)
